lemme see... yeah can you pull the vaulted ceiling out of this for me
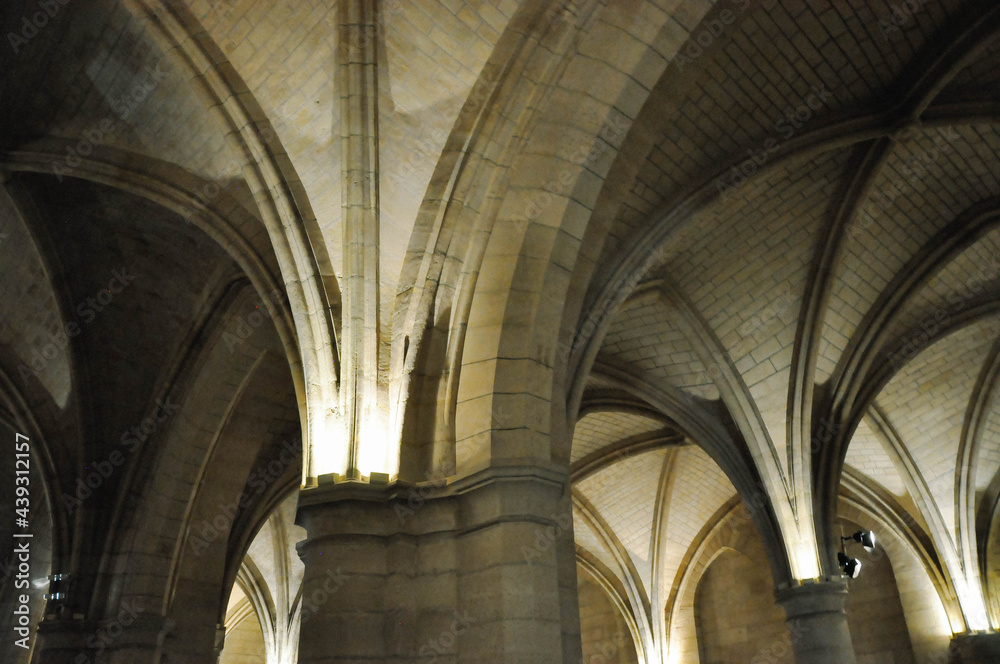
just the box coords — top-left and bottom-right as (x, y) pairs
(2, 1), (1000, 662)
(564, 0), (1000, 656)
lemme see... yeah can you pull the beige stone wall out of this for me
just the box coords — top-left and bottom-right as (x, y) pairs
(694, 549), (793, 664)
(577, 571), (638, 664)
(691, 523), (918, 664)
(219, 612), (267, 664)
(844, 534), (917, 664)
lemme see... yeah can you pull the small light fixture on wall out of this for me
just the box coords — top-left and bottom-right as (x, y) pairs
(43, 573), (68, 602)
(843, 530), (876, 554)
(43, 573), (71, 618)
(837, 551), (862, 579)
(837, 529), (876, 579)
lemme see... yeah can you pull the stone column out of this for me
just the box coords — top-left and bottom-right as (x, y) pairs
(33, 612), (170, 664)
(775, 580), (857, 664)
(32, 618), (97, 664)
(949, 632), (1000, 663)
(295, 466), (581, 663)
(103, 615), (172, 664)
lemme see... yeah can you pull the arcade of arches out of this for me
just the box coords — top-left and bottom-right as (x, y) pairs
(3, 0), (1000, 662)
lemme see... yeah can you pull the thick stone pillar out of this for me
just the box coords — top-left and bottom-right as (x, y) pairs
(949, 632), (1000, 663)
(775, 581), (857, 664)
(158, 611), (221, 664)
(33, 612), (169, 664)
(102, 615), (171, 664)
(33, 618), (97, 664)
(295, 466), (581, 663)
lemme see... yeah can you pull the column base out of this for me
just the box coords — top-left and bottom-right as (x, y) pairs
(295, 465), (580, 664)
(949, 632), (1000, 663)
(775, 580), (857, 664)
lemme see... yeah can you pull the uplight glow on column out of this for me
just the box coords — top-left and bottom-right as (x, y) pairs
(308, 408), (349, 479)
(356, 411), (399, 479)
(956, 578), (991, 632)
(788, 524), (821, 581)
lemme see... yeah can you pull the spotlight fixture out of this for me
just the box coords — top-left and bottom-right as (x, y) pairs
(838, 552), (862, 579)
(837, 527), (877, 579)
(842, 530), (877, 554)
(43, 573), (69, 604)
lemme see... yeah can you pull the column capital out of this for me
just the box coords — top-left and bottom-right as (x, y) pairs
(35, 616), (101, 650)
(213, 623), (226, 661)
(774, 580), (856, 664)
(34, 612), (171, 663)
(950, 632), (1000, 663)
(296, 463), (570, 539)
(295, 461), (578, 663)
(775, 579), (849, 617)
